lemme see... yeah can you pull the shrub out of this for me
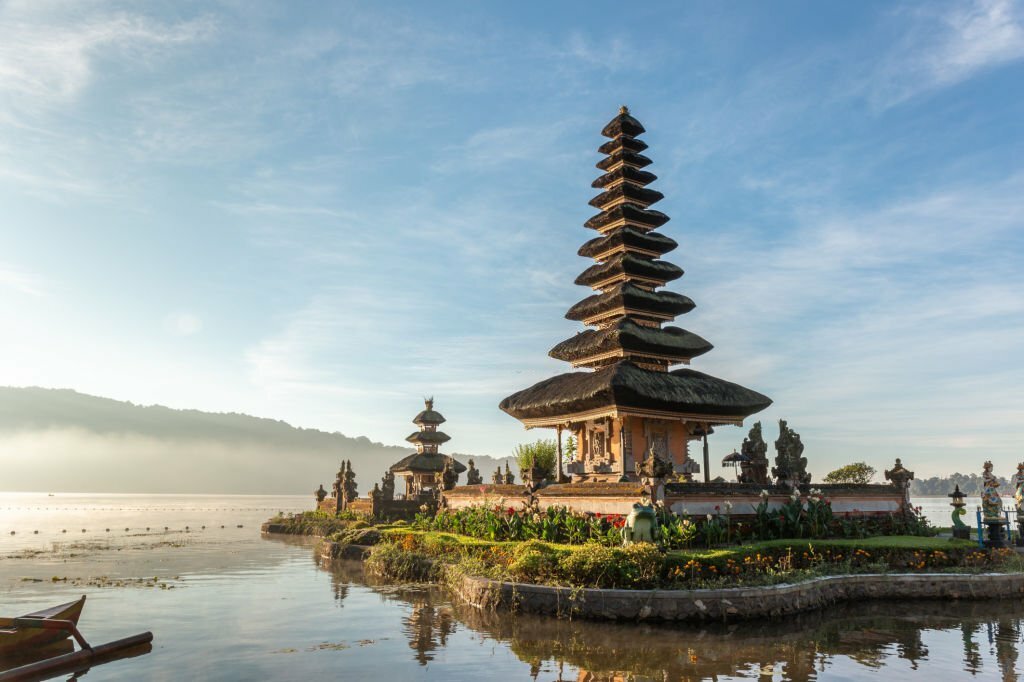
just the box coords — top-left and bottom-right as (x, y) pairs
(513, 439), (558, 481)
(365, 543), (438, 582)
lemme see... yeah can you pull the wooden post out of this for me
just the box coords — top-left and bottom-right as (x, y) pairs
(556, 425), (563, 483)
(703, 432), (710, 484)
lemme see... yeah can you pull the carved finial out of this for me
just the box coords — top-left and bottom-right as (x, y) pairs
(425, 396), (434, 410)
(619, 105), (629, 115)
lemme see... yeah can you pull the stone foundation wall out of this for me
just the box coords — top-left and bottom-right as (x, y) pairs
(443, 482), (905, 518)
(452, 571), (1024, 622)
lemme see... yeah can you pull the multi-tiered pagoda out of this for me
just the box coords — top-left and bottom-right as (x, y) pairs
(390, 398), (466, 497)
(500, 107), (771, 482)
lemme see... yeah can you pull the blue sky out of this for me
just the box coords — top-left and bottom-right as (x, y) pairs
(1, 0), (1022, 479)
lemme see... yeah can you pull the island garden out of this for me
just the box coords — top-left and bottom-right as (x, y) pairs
(265, 108), (1024, 620)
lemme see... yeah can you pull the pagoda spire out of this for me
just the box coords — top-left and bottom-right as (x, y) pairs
(500, 108), (771, 468)
(548, 106), (712, 371)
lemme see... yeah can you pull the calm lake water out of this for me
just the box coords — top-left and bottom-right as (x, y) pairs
(1, 493), (1022, 680)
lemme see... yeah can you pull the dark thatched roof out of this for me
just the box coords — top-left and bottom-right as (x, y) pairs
(596, 150), (652, 172)
(591, 166), (657, 190)
(389, 452), (467, 474)
(499, 362), (773, 421)
(549, 319), (713, 364)
(601, 110), (646, 138)
(588, 185), (664, 210)
(575, 253), (682, 288)
(584, 204), (669, 231)
(578, 228), (677, 259)
(406, 430), (450, 445)
(412, 407), (445, 425)
(597, 136), (647, 155)
(565, 282), (695, 322)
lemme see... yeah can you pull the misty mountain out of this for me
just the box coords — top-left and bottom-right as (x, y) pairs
(0, 387), (513, 495)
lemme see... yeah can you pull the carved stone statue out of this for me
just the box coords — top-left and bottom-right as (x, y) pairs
(772, 420), (810, 487)
(503, 463), (515, 485)
(981, 460), (1003, 522)
(521, 454), (547, 491)
(370, 482), (383, 504)
(332, 462), (344, 499)
(884, 457), (915, 514)
(491, 467), (504, 485)
(380, 471), (395, 501)
(342, 460), (358, 508)
(739, 422), (770, 485)
(440, 459), (458, 491)
(635, 446), (673, 482)
(621, 501), (660, 545)
(1011, 463), (1024, 514)
(314, 484), (328, 503)
(465, 459), (483, 486)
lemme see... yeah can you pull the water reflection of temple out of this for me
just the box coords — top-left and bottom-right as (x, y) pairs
(318, 557), (1024, 679)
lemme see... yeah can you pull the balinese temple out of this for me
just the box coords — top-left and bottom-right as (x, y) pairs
(499, 107), (772, 482)
(390, 398), (466, 497)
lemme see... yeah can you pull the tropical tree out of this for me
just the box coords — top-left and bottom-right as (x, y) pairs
(823, 462), (877, 485)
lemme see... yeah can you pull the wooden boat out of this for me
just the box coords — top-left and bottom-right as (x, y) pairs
(0, 597), (86, 656)
(0, 596), (151, 681)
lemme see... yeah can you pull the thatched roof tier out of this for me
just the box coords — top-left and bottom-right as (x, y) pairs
(584, 204), (669, 232)
(405, 430), (451, 445)
(596, 150), (652, 172)
(565, 283), (695, 323)
(412, 407), (445, 425)
(549, 319), (712, 367)
(601, 108), (646, 138)
(588, 184), (664, 210)
(578, 228), (677, 260)
(591, 166), (657, 190)
(574, 252), (682, 289)
(389, 452), (466, 475)
(597, 136), (648, 155)
(499, 362), (772, 422)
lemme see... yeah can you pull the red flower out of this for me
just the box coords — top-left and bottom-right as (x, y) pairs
(714, 505), (720, 511)
(506, 507), (515, 516)
(595, 512), (603, 519)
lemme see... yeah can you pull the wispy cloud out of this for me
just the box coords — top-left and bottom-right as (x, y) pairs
(867, 0), (1024, 108)
(0, 264), (45, 297)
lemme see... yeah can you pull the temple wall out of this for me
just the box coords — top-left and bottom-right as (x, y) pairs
(443, 482), (905, 519)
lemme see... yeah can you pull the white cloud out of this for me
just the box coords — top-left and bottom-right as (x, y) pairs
(868, 0), (1024, 108)
(0, 264), (45, 296)
(165, 312), (203, 336)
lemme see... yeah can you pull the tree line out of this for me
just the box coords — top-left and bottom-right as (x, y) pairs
(911, 473), (1014, 497)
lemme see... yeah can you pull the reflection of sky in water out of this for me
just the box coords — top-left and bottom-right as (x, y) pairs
(1, 494), (1023, 680)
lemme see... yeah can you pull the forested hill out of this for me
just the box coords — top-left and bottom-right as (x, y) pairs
(0, 387), (511, 494)
(911, 473), (1013, 497)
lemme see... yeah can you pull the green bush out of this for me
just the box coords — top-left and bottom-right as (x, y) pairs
(364, 543), (438, 582)
(513, 439), (558, 481)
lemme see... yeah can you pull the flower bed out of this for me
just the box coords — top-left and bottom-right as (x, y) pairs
(376, 528), (1012, 591)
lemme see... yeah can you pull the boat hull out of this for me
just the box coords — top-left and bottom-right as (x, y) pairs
(0, 597), (86, 656)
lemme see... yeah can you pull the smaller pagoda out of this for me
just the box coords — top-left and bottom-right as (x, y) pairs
(390, 398), (466, 498)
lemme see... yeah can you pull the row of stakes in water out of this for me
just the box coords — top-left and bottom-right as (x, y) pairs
(8, 525), (246, 535)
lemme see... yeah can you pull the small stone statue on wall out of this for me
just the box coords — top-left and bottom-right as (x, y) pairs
(772, 420), (810, 487)
(635, 446), (673, 482)
(491, 467), (504, 485)
(465, 459), (483, 486)
(740, 422), (770, 485)
(440, 460), (458, 491)
(884, 458), (915, 515)
(342, 460), (358, 508)
(521, 455), (547, 491)
(503, 463), (515, 485)
(314, 484), (327, 504)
